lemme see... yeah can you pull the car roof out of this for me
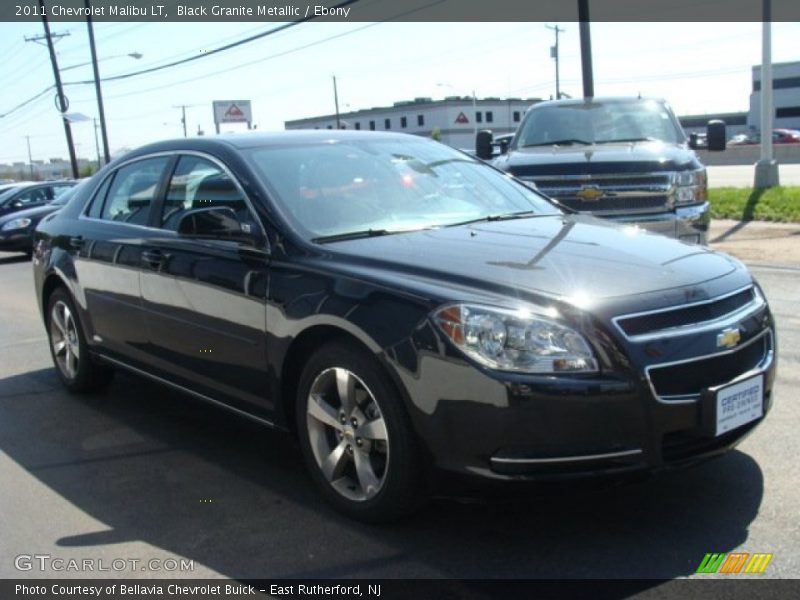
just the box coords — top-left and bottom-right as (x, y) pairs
(125, 130), (431, 158)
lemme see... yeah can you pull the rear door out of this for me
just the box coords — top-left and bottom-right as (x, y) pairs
(138, 154), (271, 416)
(73, 155), (173, 366)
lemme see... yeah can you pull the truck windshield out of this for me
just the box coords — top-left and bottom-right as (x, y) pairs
(516, 100), (685, 147)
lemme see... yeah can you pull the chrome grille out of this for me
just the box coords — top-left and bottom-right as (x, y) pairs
(615, 287), (759, 340)
(646, 330), (772, 402)
(530, 172), (673, 216)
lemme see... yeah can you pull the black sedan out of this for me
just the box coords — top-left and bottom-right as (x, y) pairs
(0, 180), (76, 218)
(32, 131), (775, 521)
(0, 181), (86, 256)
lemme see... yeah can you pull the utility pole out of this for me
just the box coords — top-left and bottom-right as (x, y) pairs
(754, 0), (779, 188)
(26, 2), (79, 179)
(577, 0), (595, 99)
(546, 24), (565, 99)
(93, 118), (101, 169)
(25, 136), (34, 180)
(332, 75), (341, 129)
(173, 105), (190, 137)
(85, 0), (110, 164)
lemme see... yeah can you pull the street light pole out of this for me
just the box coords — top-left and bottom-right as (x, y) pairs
(754, 0), (779, 188)
(578, 0), (595, 99)
(333, 75), (341, 129)
(39, 0), (79, 179)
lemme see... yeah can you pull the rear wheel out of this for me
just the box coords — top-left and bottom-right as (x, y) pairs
(296, 342), (422, 521)
(46, 288), (114, 393)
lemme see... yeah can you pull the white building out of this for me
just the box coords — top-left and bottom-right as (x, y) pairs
(285, 96), (541, 149)
(749, 60), (800, 132)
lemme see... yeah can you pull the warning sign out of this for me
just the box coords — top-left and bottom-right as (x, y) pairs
(455, 112), (470, 124)
(213, 100), (252, 125)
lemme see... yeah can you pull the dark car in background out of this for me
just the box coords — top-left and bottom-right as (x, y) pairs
(0, 180), (76, 219)
(0, 181), (86, 256)
(33, 131), (775, 521)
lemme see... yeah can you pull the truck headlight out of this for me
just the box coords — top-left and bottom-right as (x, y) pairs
(433, 304), (598, 373)
(674, 168), (707, 205)
(1, 217), (32, 231)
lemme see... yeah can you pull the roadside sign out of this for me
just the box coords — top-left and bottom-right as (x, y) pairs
(212, 100), (253, 133)
(455, 112), (470, 124)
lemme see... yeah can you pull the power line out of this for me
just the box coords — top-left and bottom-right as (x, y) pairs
(63, 0), (361, 86)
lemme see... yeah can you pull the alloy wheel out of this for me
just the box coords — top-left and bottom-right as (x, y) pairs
(50, 300), (80, 380)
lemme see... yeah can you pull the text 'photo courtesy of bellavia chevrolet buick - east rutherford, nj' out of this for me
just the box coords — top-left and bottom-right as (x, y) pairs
(32, 117), (775, 521)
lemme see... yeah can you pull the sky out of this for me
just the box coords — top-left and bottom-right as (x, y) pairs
(0, 17), (798, 165)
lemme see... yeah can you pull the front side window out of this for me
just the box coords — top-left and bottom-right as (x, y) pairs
(161, 156), (252, 232)
(246, 139), (558, 240)
(13, 186), (50, 206)
(100, 157), (170, 226)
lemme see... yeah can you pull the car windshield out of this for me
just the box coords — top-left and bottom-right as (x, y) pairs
(246, 138), (559, 240)
(516, 100), (684, 147)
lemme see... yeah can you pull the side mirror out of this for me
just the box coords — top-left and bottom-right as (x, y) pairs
(475, 130), (493, 160)
(12, 200), (24, 209)
(688, 133), (699, 150)
(707, 120), (727, 152)
(177, 207), (254, 243)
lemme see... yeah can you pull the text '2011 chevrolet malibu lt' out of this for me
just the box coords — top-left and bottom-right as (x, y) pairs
(33, 131), (776, 521)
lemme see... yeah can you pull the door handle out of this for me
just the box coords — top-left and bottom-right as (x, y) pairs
(141, 250), (169, 268)
(69, 236), (84, 250)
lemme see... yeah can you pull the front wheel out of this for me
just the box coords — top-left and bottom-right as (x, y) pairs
(296, 342), (422, 522)
(46, 287), (114, 393)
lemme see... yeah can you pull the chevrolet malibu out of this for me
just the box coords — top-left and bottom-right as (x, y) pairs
(33, 131), (776, 521)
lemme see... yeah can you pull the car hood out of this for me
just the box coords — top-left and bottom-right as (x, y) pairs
(494, 141), (700, 177)
(322, 215), (744, 304)
(0, 203), (59, 224)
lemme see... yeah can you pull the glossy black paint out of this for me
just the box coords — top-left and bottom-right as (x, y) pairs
(0, 200), (63, 253)
(32, 132), (775, 485)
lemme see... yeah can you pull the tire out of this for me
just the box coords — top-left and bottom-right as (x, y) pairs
(46, 287), (114, 393)
(296, 342), (423, 522)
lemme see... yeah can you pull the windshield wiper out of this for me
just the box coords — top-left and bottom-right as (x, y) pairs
(312, 226), (431, 243)
(595, 137), (657, 144)
(446, 210), (542, 227)
(521, 139), (591, 147)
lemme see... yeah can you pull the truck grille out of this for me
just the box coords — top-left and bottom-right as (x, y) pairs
(530, 173), (673, 216)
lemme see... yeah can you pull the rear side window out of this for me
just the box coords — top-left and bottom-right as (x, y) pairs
(86, 176), (114, 219)
(100, 157), (170, 226)
(161, 156), (252, 232)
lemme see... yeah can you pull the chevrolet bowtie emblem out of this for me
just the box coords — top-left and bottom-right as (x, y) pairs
(575, 185), (604, 201)
(717, 328), (742, 349)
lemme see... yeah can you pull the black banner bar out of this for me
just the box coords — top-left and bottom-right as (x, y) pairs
(3, 0), (800, 23)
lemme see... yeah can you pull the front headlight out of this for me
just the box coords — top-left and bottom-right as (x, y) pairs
(1, 217), (32, 231)
(674, 168), (707, 205)
(433, 304), (598, 374)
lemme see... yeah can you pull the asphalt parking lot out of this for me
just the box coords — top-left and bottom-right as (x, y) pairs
(0, 241), (798, 583)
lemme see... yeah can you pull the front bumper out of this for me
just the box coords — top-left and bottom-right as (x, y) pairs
(391, 293), (774, 484)
(606, 202), (710, 245)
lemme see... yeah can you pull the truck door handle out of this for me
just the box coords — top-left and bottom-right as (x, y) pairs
(69, 236), (84, 250)
(141, 250), (169, 268)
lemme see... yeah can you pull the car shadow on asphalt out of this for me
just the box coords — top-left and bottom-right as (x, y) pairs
(0, 367), (764, 584)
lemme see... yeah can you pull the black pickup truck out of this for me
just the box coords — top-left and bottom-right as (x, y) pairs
(479, 97), (725, 245)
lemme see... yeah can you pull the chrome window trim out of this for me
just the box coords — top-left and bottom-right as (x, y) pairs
(612, 285), (762, 342)
(644, 328), (773, 405)
(78, 150), (268, 242)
